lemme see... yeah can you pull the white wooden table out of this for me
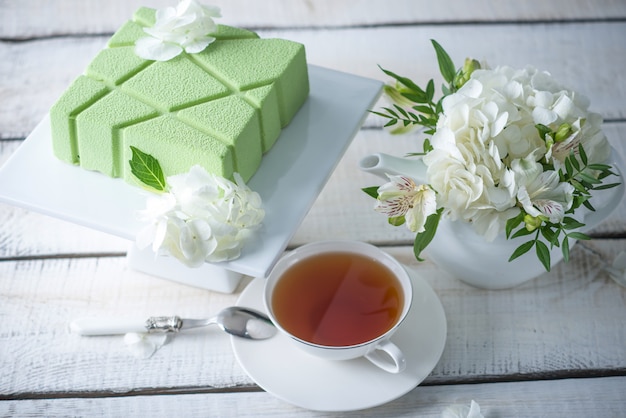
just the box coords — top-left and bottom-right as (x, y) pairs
(1, 1), (625, 416)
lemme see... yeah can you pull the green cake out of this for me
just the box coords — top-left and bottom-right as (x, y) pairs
(50, 5), (309, 186)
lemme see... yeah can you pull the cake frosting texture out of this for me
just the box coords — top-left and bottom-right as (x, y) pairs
(51, 6), (309, 185)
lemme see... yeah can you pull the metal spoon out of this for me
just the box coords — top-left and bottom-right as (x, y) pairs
(69, 306), (276, 340)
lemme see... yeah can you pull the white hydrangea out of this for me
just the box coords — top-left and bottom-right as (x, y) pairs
(135, 0), (221, 61)
(136, 166), (265, 267)
(418, 64), (609, 240)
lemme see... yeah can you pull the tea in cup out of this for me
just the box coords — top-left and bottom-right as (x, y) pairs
(264, 241), (412, 373)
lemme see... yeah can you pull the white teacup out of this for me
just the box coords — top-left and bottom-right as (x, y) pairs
(264, 241), (412, 373)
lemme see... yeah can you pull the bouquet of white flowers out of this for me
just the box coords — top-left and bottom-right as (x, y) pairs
(365, 40), (620, 271)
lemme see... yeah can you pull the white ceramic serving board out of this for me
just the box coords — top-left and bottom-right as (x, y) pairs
(0, 65), (382, 282)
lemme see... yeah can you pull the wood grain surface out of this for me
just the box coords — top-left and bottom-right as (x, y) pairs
(1, 0), (625, 416)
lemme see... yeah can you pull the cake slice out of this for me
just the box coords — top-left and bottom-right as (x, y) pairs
(50, 6), (309, 186)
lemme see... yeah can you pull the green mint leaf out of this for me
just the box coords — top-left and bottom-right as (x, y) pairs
(430, 39), (456, 84)
(129, 146), (166, 192)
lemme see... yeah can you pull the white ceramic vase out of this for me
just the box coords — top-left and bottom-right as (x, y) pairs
(359, 150), (625, 289)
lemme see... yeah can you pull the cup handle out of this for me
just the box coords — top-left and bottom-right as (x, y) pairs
(364, 340), (407, 373)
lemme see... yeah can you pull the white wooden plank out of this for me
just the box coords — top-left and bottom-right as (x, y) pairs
(2, 125), (624, 258)
(0, 256), (254, 394)
(1, 376), (624, 417)
(0, 242), (624, 395)
(292, 126), (626, 247)
(3, 0), (626, 38)
(2, 23), (626, 138)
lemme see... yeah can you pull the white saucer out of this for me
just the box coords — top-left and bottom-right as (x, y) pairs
(231, 266), (447, 412)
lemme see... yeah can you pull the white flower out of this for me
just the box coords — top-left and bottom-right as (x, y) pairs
(418, 64), (605, 238)
(136, 166), (265, 267)
(135, 0), (221, 61)
(422, 77), (519, 238)
(512, 153), (574, 223)
(374, 175), (437, 233)
(442, 400), (484, 418)
(547, 115), (611, 174)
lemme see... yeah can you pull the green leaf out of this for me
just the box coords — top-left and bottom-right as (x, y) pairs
(362, 186), (379, 199)
(382, 106), (399, 118)
(562, 217), (585, 230)
(582, 199), (595, 211)
(540, 226), (559, 246)
(594, 182), (621, 190)
(535, 124), (552, 140)
(535, 240), (551, 271)
(511, 227), (534, 239)
(569, 152), (580, 171)
(413, 209), (442, 261)
(412, 105), (433, 114)
(567, 231), (591, 241)
(394, 104), (409, 118)
(578, 172), (602, 184)
(579, 143), (588, 165)
(129, 146), (166, 192)
(587, 163), (612, 171)
(430, 40), (456, 84)
(509, 240), (534, 262)
(562, 236), (570, 262)
(370, 110), (394, 119)
(378, 65), (425, 95)
(564, 157), (574, 179)
(426, 79), (435, 102)
(505, 211), (525, 238)
(401, 92), (429, 104)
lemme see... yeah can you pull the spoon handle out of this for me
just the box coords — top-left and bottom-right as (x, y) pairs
(69, 316), (183, 336)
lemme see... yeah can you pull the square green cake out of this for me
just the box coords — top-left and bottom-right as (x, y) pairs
(50, 6), (309, 186)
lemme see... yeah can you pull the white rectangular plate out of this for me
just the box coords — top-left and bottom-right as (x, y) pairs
(0, 65), (382, 278)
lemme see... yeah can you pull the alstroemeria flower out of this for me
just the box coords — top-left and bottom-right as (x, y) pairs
(136, 166), (265, 267)
(374, 175), (437, 233)
(135, 0), (221, 61)
(512, 154), (574, 223)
